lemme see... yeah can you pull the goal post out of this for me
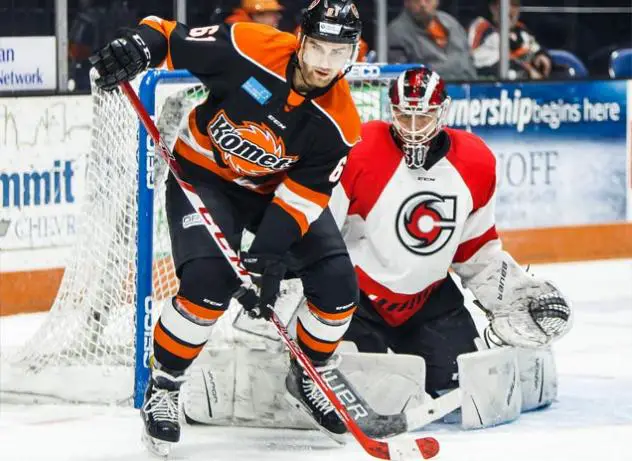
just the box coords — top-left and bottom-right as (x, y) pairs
(134, 69), (201, 407)
(0, 64), (420, 408)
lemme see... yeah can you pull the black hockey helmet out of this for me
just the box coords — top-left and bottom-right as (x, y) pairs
(301, 0), (362, 45)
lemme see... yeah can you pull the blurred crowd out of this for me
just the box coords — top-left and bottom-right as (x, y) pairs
(388, 0), (554, 80)
(2, 0), (631, 90)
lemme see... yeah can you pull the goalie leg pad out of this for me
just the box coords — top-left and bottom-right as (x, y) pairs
(182, 350), (427, 428)
(516, 347), (557, 412)
(181, 349), (238, 426)
(457, 347), (522, 429)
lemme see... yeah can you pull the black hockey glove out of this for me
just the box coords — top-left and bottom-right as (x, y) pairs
(238, 253), (287, 320)
(89, 33), (151, 91)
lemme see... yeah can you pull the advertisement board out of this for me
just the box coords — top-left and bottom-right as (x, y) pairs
(628, 80), (632, 222)
(0, 95), (90, 271)
(0, 36), (57, 92)
(449, 80), (628, 229)
(1, 80), (629, 269)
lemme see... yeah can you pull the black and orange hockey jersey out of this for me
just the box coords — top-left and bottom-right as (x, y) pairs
(467, 16), (548, 78)
(135, 17), (361, 257)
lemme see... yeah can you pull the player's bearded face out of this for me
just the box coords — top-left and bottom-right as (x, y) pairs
(298, 37), (354, 88)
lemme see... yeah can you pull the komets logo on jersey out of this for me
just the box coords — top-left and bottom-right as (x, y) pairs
(395, 192), (457, 255)
(208, 110), (299, 176)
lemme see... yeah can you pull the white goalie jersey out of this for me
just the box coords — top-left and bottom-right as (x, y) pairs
(330, 121), (571, 346)
(329, 121), (506, 324)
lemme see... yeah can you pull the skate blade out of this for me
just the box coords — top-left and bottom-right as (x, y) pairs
(141, 430), (172, 458)
(284, 392), (347, 446)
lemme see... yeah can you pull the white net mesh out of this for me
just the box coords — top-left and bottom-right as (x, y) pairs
(0, 69), (393, 405)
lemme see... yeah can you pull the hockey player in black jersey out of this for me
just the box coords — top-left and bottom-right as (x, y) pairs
(90, 0), (365, 454)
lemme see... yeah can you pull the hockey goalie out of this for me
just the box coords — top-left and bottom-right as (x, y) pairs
(182, 66), (573, 436)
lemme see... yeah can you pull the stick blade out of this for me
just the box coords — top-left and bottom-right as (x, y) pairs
(387, 436), (440, 460)
(364, 439), (391, 460)
(416, 437), (440, 459)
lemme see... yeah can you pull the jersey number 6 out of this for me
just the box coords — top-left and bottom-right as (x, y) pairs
(329, 156), (347, 183)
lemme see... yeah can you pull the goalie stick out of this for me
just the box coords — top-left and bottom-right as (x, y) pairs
(120, 80), (439, 460)
(352, 386), (461, 440)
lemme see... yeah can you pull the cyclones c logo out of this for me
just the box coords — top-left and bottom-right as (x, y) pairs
(395, 192), (457, 255)
(208, 110), (299, 176)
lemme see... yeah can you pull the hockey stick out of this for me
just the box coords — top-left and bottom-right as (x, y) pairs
(120, 80), (439, 460)
(260, 297), (461, 439)
(353, 387), (461, 439)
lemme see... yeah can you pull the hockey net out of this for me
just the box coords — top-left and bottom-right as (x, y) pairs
(0, 66), (401, 405)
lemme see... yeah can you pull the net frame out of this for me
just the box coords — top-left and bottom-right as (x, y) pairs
(0, 64), (421, 407)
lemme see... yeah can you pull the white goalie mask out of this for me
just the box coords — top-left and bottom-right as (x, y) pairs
(389, 67), (451, 169)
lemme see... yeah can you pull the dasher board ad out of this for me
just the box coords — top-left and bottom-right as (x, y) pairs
(0, 36), (57, 92)
(447, 80), (628, 229)
(0, 95), (90, 271)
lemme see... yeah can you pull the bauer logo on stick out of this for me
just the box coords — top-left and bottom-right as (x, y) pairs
(208, 110), (299, 176)
(396, 192), (457, 255)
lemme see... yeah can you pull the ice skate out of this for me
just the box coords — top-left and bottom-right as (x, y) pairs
(285, 356), (357, 444)
(140, 367), (186, 457)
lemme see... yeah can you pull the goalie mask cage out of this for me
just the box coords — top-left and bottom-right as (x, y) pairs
(0, 64), (420, 408)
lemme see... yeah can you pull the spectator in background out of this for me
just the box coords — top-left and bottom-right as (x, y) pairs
(68, 0), (105, 90)
(355, 38), (370, 62)
(225, 0), (284, 28)
(68, 0), (137, 91)
(468, 0), (552, 80)
(387, 0), (477, 80)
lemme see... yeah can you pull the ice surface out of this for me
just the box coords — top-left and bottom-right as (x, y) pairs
(1, 259), (631, 461)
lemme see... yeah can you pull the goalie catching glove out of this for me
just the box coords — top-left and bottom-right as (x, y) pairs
(236, 253), (287, 320)
(89, 32), (151, 91)
(463, 251), (572, 349)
